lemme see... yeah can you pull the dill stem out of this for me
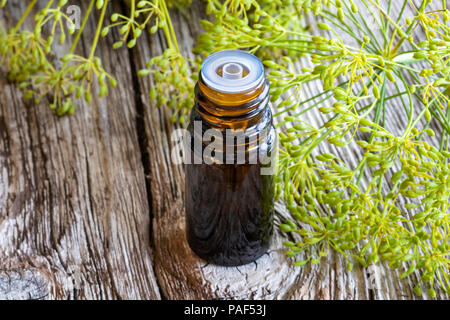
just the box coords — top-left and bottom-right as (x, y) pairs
(13, 0), (37, 31)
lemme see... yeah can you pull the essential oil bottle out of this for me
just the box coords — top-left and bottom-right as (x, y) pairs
(185, 50), (276, 267)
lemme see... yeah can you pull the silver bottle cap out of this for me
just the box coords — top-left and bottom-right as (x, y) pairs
(201, 50), (265, 94)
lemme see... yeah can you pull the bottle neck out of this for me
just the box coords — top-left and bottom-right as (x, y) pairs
(194, 74), (270, 130)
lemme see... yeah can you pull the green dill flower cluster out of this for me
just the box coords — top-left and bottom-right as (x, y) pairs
(105, 0), (170, 49)
(195, 0), (312, 60)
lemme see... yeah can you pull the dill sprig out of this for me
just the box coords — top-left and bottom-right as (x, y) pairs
(110, 0), (196, 123)
(0, 0), (195, 118)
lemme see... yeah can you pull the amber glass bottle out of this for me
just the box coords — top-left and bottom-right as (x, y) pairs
(185, 50), (276, 266)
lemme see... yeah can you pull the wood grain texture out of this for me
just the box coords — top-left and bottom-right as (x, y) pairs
(0, 0), (448, 300)
(132, 1), (448, 300)
(0, 1), (160, 300)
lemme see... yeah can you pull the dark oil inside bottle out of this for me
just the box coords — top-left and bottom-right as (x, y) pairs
(185, 51), (276, 266)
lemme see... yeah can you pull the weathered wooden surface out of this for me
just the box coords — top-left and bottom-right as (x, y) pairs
(0, 1), (448, 300)
(0, 1), (160, 299)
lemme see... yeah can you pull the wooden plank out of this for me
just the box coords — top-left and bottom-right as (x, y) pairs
(0, 1), (160, 299)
